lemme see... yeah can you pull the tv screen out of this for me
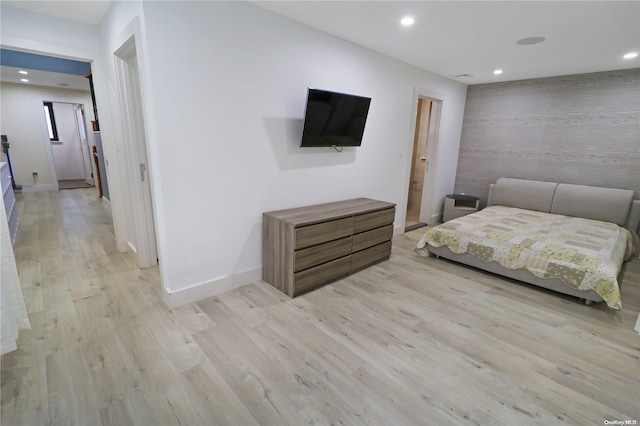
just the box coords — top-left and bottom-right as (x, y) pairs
(300, 88), (371, 147)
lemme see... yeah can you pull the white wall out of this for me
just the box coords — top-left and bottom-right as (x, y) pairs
(50, 102), (86, 180)
(0, 82), (94, 189)
(135, 1), (467, 303)
(3, 2), (468, 306)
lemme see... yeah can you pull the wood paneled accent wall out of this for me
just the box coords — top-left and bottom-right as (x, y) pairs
(454, 69), (640, 209)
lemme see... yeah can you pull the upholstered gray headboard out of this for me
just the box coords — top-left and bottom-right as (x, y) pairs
(551, 183), (633, 226)
(488, 178), (557, 212)
(487, 178), (639, 231)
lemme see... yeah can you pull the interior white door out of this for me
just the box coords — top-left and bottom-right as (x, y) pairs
(115, 37), (158, 269)
(418, 98), (442, 225)
(50, 102), (85, 181)
(73, 104), (94, 185)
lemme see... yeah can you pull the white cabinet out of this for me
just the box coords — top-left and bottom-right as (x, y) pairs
(1, 162), (19, 245)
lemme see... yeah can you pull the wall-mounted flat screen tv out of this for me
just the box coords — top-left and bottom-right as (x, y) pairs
(300, 88), (371, 147)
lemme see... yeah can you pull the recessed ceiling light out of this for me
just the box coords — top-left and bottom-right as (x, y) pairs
(400, 16), (415, 27)
(493, 69), (503, 75)
(516, 36), (546, 46)
(623, 52), (638, 59)
(20, 78), (29, 82)
(19, 70), (28, 75)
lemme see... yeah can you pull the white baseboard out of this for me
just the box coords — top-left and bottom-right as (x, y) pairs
(162, 267), (262, 308)
(427, 213), (442, 225)
(116, 238), (128, 253)
(21, 184), (57, 193)
(126, 241), (137, 254)
(393, 224), (404, 237)
(102, 196), (111, 212)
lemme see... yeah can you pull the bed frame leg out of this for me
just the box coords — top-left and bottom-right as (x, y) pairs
(580, 298), (594, 306)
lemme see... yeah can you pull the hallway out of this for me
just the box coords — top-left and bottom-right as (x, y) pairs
(0, 189), (165, 424)
(1, 189), (282, 425)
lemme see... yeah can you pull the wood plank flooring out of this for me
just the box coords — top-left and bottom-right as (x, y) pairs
(2, 188), (639, 425)
(58, 180), (95, 190)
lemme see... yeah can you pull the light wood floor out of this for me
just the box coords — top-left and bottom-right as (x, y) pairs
(58, 179), (95, 190)
(2, 189), (639, 425)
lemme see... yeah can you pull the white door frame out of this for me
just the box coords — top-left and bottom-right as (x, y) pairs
(403, 87), (444, 229)
(73, 104), (95, 185)
(114, 36), (158, 268)
(2, 32), (130, 255)
(419, 98), (442, 224)
(42, 101), (95, 189)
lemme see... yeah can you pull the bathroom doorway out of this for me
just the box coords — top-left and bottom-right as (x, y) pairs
(405, 95), (442, 232)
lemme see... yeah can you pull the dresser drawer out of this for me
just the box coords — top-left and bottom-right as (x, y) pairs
(351, 241), (392, 272)
(294, 255), (351, 295)
(294, 236), (352, 272)
(352, 224), (392, 253)
(353, 208), (394, 234)
(295, 217), (352, 250)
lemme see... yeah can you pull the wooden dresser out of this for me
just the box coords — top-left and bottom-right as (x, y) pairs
(263, 198), (395, 297)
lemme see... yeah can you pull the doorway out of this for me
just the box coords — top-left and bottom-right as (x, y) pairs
(48, 102), (95, 190)
(405, 96), (442, 231)
(114, 36), (158, 269)
(74, 104), (94, 186)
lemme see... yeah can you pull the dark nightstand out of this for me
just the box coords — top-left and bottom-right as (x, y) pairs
(443, 194), (479, 222)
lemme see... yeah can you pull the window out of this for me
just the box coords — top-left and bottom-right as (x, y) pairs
(43, 102), (59, 141)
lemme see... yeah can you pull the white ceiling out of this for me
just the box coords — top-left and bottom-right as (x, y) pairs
(254, 1), (640, 84)
(2, 1), (639, 85)
(2, 0), (113, 25)
(1, 65), (90, 91)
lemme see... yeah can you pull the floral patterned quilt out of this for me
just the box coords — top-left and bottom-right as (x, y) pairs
(416, 205), (639, 309)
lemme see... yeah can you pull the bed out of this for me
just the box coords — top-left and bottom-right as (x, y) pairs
(416, 178), (640, 309)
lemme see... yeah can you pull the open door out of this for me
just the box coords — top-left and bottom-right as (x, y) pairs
(73, 104), (94, 185)
(405, 93), (443, 231)
(48, 102), (95, 189)
(115, 36), (158, 269)
(405, 98), (431, 231)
